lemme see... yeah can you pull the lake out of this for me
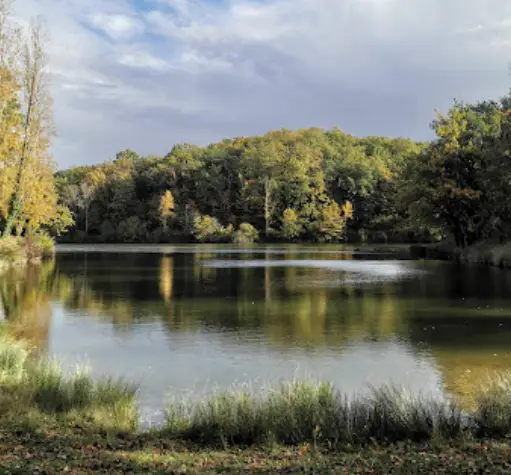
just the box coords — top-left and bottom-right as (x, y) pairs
(2, 244), (511, 425)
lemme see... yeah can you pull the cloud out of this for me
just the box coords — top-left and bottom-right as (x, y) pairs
(12, 0), (511, 168)
(89, 13), (144, 40)
(118, 49), (169, 71)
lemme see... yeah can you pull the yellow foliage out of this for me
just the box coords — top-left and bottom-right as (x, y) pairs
(342, 201), (354, 220)
(18, 153), (58, 230)
(159, 190), (175, 219)
(0, 66), (21, 218)
(85, 169), (107, 188)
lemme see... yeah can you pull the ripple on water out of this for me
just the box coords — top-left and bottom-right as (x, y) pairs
(201, 259), (424, 282)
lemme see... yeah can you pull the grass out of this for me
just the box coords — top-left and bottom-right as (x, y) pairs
(0, 335), (138, 433)
(165, 381), (464, 447)
(2, 336), (511, 472)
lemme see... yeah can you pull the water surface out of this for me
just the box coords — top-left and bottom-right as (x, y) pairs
(3, 244), (511, 424)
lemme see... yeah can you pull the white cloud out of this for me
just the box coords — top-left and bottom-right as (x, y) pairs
(89, 13), (144, 40)
(118, 49), (169, 71)
(12, 0), (511, 168)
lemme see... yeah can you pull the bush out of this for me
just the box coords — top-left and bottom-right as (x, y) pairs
(0, 234), (55, 264)
(233, 223), (259, 244)
(33, 233), (55, 258)
(192, 214), (233, 243)
(20, 233), (55, 262)
(0, 237), (23, 264)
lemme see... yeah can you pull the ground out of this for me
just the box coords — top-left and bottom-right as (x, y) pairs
(1, 428), (511, 474)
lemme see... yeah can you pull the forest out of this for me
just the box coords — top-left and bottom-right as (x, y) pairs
(54, 98), (511, 246)
(1, 0), (511, 247)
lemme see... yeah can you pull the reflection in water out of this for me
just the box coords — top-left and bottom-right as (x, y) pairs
(0, 262), (55, 348)
(2, 246), (511, 416)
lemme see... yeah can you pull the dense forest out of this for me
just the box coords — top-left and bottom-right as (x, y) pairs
(55, 130), (429, 244)
(2, 0), (511, 247)
(54, 97), (511, 246)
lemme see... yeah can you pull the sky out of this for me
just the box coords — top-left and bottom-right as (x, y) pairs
(13, 0), (511, 168)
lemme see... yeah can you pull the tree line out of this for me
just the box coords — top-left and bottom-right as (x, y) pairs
(55, 131), (427, 244)
(2, 0), (511, 247)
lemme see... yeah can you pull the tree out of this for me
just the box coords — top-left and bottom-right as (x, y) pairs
(280, 208), (302, 241)
(159, 190), (175, 232)
(318, 200), (353, 242)
(408, 100), (505, 247)
(2, 17), (61, 237)
(0, 0), (21, 227)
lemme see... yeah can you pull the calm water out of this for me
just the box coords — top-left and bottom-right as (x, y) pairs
(3, 244), (511, 424)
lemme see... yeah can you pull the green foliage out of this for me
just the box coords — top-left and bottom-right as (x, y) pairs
(55, 127), (429, 244)
(31, 233), (55, 258)
(280, 209), (302, 241)
(407, 98), (511, 247)
(316, 200), (352, 242)
(54, 100), (511, 247)
(233, 222), (259, 244)
(47, 205), (74, 237)
(192, 214), (233, 243)
(118, 216), (147, 243)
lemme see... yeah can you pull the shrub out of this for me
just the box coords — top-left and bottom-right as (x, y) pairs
(33, 233), (55, 258)
(233, 223), (259, 244)
(192, 214), (233, 243)
(0, 237), (23, 264)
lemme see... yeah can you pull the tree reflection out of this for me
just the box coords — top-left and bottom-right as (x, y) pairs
(0, 261), (56, 348)
(3, 248), (511, 408)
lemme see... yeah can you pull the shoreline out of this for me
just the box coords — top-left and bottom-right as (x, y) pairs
(410, 242), (511, 269)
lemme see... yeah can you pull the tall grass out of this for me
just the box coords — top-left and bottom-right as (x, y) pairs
(165, 380), (463, 446)
(473, 371), (511, 437)
(3, 333), (511, 446)
(0, 335), (138, 431)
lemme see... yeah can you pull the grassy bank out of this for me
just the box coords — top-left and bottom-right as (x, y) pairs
(2, 336), (511, 472)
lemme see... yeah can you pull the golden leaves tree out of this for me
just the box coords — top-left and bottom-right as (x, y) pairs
(0, 0), (21, 223)
(0, 2), (64, 237)
(159, 190), (175, 232)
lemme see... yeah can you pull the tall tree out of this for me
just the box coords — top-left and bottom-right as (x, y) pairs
(3, 17), (58, 236)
